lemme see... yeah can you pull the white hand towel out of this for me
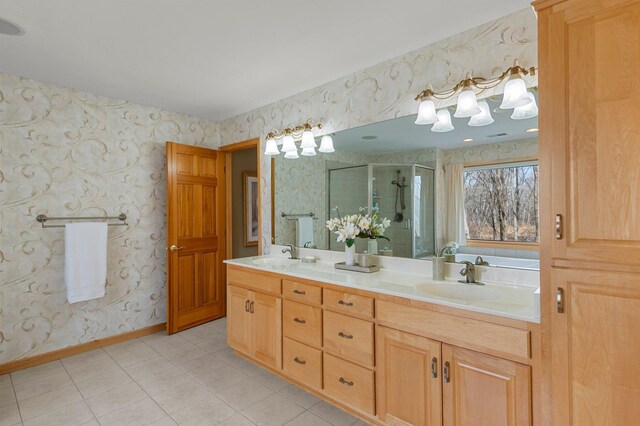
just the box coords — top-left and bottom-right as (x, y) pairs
(65, 222), (108, 303)
(295, 217), (314, 247)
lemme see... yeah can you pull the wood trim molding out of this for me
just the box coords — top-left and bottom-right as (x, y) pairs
(463, 156), (538, 169)
(219, 138), (260, 153)
(0, 323), (166, 375)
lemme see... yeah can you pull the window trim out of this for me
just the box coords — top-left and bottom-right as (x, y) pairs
(463, 157), (539, 249)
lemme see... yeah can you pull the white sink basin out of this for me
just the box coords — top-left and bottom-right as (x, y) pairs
(251, 257), (300, 268)
(416, 283), (502, 302)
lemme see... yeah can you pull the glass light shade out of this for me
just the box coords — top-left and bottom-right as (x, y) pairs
(454, 86), (481, 118)
(284, 148), (299, 159)
(300, 130), (317, 148)
(431, 109), (454, 132)
(318, 135), (335, 153)
(500, 74), (531, 109)
(415, 96), (439, 125)
(281, 134), (296, 152)
(468, 100), (495, 127)
(264, 138), (280, 155)
(301, 146), (317, 156)
(511, 92), (538, 119)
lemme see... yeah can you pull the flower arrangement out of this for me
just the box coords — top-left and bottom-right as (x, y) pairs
(326, 208), (391, 248)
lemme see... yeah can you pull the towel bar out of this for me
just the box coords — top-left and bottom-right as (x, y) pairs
(36, 213), (128, 228)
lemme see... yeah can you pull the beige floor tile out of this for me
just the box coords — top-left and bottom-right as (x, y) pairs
(73, 367), (133, 399)
(0, 375), (12, 390)
(180, 324), (224, 345)
(22, 400), (95, 426)
(253, 369), (290, 392)
(150, 416), (178, 425)
(279, 384), (321, 409)
(218, 413), (255, 425)
(195, 334), (228, 354)
(160, 344), (210, 365)
(0, 402), (21, 426)
(351, 420), (370, 426)
(209, 318), (227, 333)
(214, 349), (264, 375)
(171, 394), (237, 426)
(241, 393), (305, 426)
(175, 353), (229, 377)
(137, 368), (196, 396)
(18, 384), (83, 420)
(62, 350), (122, 382)
(150, 377), (213, 414)
(0, 386), (17, 408)
(13, 370), (73, 401)
(104, 341), (161, 367)
(144, 334), (191, 354)
(85, 381), (147, 417)
(216, 378), (274, 411)
(285, 411), (333, 426)
(309, 401), (358, 426)
(196, 366), (249, 393)
(10, 360), (65, 385)
(123, 356), (182, 382)
(97, 397), (170, 426)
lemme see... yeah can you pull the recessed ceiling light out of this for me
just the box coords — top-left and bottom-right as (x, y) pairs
(526, 128), (539, 133)
(361, 135), (378, 140)
(463, 138), (474, 142)
(0, 17), (24, 36)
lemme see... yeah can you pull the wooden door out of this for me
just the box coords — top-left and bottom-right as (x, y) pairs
(227, 285), (252, 354)
(166, 142), (226, 333)
(250, 291), (282, 369)
(442, 344), (531, 426)
(376, 326), (442, 426)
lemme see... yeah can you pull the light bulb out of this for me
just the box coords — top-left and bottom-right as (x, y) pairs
(431, 109), (454, 132)
(284, 148), (299, 159)
(300, 129), (316, 149)
(454, 86), (481, 118)
(264, 138), (280, 155)
(281, 134), (296, 152)
(511, 92), (538, 119)
(500, 74), (531, 109)
(301, 146), (316, 156)
(468, 100), (494, 127)
(415, 96), (439, 125)
(318, 135), (335, 153)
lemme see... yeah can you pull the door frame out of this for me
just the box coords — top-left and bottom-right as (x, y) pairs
(220, 138), (263, 257)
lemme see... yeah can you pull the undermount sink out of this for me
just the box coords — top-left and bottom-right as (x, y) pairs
(251, 257), (300, 268)
(416, 282), (502, 302)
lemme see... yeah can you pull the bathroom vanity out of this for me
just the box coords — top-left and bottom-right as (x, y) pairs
(224, 255), (541, 426)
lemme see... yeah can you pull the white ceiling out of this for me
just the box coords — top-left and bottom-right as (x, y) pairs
(0, 1), (532, 121)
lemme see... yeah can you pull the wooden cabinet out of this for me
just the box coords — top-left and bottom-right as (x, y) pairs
(324, 310), (375, 367)
(442, 345), (531, 426)
(283, 300), (322, 348)
(226, 284), (282, 369)
(534, 0), (640, 423)
(323, 353), (375, 415)
(283, 337), (322, 390)
(376, 326), (442, 426)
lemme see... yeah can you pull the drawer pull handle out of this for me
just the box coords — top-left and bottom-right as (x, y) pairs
(338, 331), (353, 339)
(338, 300), (354, 307)
(293, 289), (306, 295)
(338, 377), (354, 386)
(245, 300), (250, 312)
(249, 301), (254, 314)
(293, 357), (306, 365)
(443, 361), (451, 383)
(431, 357), (438, 378)
(293, 317), (306, 324)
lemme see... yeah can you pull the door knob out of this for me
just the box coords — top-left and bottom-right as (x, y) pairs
(169, 245), (184, 252)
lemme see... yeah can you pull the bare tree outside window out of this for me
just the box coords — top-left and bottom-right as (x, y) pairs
(463, 162), (539, 243)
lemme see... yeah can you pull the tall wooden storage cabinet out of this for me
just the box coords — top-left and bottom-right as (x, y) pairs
(534, 0), (640, 424)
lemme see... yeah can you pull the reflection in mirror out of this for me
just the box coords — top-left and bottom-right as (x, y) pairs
(273, 91), (539, 270)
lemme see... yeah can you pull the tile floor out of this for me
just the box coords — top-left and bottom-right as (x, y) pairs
(0, 318), (370, 426)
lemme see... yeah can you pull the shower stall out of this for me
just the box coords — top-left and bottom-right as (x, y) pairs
(328, 163), (435, 259)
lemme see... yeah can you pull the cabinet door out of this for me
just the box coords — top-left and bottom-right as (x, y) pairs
(376, 326), (442, 426)
(442, 344), (531, 426)
(227, 285), (252, 355)
(251, 292), (282, 369)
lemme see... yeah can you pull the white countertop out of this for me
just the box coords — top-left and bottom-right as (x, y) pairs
(224, 254), (540, 323)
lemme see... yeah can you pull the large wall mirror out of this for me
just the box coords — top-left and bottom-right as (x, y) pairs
(272, 90), (539, 270)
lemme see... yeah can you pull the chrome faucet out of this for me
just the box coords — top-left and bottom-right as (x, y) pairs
(459, 261), (484, 285)
(282, 244), (298, 259)
(475, 255), (489, 266)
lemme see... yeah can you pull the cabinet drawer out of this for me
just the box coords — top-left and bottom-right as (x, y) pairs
(283, 338), (322, 390)
(283, 300), (322, 347)
(324, 289), (374, 319)
(323, 353), (375, 415)
(283, 280), (322, 305)
(323, 311), (374, 367)
(227, 266), (281, 295)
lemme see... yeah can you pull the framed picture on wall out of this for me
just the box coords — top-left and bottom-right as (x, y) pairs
(243, 171), (259, 246)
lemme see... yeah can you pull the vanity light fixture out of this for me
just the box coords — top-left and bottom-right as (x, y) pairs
(414, 60), (537, 130)
(318, 135), (335, 153)
(511, 92), (539, 120)
(264, 122), (328, 159)
(526, 127), (539, 133)
(431, 109), (455, 133)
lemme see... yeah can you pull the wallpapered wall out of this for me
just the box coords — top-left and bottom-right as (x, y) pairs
(0, 73), (219, 363)
(218, 8), (538, 254)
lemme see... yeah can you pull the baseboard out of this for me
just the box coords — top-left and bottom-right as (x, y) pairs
(0, 323), (166, 375)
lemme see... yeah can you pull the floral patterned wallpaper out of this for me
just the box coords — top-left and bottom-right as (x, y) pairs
(0, 73), (218, 363)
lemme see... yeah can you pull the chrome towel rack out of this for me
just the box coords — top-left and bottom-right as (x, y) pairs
(281, 212), (318, 220)
(36, 213), (128, 228)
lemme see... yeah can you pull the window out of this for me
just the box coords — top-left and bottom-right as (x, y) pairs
(463, 161), (539, 243)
